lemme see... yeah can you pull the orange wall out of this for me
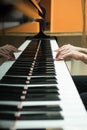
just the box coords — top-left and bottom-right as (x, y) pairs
(51, 0), (87, 32)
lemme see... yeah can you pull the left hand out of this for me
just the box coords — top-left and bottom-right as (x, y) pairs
(0, 44), (21, 60)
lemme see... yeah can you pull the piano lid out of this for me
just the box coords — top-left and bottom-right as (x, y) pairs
(0, 0), (43, 30)
(13, 0), (42, 20)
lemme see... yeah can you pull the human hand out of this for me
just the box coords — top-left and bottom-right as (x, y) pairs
(0, 44), (21, 60)
(55, 44), (83, 61)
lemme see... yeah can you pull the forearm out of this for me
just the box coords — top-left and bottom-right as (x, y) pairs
(78, 47), (87, 54)
(80, 53), (87, 64)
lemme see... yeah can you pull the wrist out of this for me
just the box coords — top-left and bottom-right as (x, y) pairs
(81, 54), (87, 64)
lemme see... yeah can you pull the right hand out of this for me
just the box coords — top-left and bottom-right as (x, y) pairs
(54, 44), (84, 61)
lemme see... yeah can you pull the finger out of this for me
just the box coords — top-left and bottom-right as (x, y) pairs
(7, 53), (15, 60)
(9, 46), (21, 52)
(4, 45), (21, 53)
(0, 52), (11, 59)
(55, 50), (71, 61)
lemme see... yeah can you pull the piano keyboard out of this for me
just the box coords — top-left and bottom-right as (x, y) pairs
(0, 37), (87, 130)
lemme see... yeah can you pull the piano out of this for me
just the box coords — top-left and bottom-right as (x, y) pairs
(0, 0), (87, 130)
(0, 37), (87, 130)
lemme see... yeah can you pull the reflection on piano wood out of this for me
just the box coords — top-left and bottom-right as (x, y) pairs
(14, 0), (42, 20)
(0, 37), (87, 130)
(0, 0), (42, 32)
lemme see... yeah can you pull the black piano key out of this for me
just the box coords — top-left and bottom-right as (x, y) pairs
(0, 94), (24, 101)
(13, 62), (32, 66)
(0, 85), (24, 93)
(35, 62), (54, 66)
(19, 51), (36, 56)
(17, 53), (37, 61)
(0, 91), (23, 97)
(0, 77), (27, 85)
(18, 56), (34, 58)
(27, 86), (58, 90)
(32, 71), (56, 76)
(22, 105), (62, 112)
(26, 93), (59, 100)
(30, 77), (57, 84)
(5, 71), (29, 76)
(35, 61), (55, 66)
(26, 91), (59, 96)
(32, 73), (56, 76)
(34, 66), (55, 70)
(27, 87), (59, 94)
(33, 68), (55, 73)
(0, 105), (18, 112)
(16, 57), (34, 62)
(9, 66), (31, 69)
(25, 94), (60, 101)
(32, 76), (56, 80)
(27, 86), (59, 91)
(19, 112), (64, 120)
(0, 113), (16, 120)
(36, 58), (54, 62)
(6, 68), (30, 73)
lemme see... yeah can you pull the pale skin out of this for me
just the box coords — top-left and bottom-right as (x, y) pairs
(55, 44), (87, 64)
(0, 44), (20, 60)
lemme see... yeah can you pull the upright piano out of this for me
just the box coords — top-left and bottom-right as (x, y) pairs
(0, 0), (87, 130)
